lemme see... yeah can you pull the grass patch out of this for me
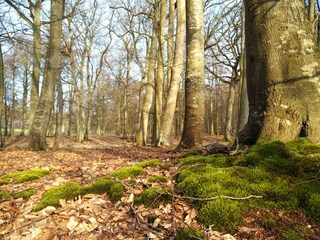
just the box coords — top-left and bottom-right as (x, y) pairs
(175, 139), (320, 231)
(0, 168), (52, 185)
(148, 175), (167, 183)
(135, 187), (171, 208)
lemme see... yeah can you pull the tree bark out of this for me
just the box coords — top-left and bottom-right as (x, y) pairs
(0, 44), (4, 147)
(158, 0), (186, 146)
(29, 0), (65, 150)
(20, 64), (28, 136)
(53, 78), (63, 150)
(178, 0), (205, 149)
(152, 0), (166, 144)
(29, 0), (42, 127)
(240, 0), (320, 144)
(136, 20), (157, 146)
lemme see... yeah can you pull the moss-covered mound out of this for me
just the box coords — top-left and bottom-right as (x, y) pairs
(0, 188), (37, 200)
(35, 159), (162, 211)
(0, 168), (52, 185)
(148, 175), (168, 183)
(175, 138), (320, 232)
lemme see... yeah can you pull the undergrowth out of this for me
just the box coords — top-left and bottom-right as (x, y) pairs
(175, 138), (320, 235)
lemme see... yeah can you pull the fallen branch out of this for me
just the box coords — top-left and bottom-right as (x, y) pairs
(165, 191), (262, 201)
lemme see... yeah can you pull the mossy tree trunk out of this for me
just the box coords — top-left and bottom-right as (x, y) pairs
(178, 0), (205, 149)
(28, 0), (65, 150)
(240, 0), (320, 144)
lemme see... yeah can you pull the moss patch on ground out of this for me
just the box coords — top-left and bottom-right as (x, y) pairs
(148, 175), (167, 183)
(135, 187), (171, 208)
(175, 228), (205, 240)
(0, 188), (37, 200)
(35, 159), (161, 211)
(0, 168), (52, 185)
(175, 138), (320, 233)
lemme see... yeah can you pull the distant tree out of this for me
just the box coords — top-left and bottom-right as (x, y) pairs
(240, 0), (320, 144)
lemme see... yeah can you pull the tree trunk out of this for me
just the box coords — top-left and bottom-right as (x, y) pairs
(20, 65), (28, 136)
(178, 0), (205, 149)
(240, 0), (320, 144)
(136, 21), (157, 146)
(0, 44), (4, 147)
(10, 68), (15, 137)
(152, 0), (166, 144)
(29, 0), (42, 127)
(158, 0), (186, 146)
(224, 78), (237, 141)
(53, 78), (63, 149)
(29, 0), (65, 150)
(167, 0), (175, 88)
(237, 3), (249, 133)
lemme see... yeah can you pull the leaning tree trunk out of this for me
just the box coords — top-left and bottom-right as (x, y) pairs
(240, 0), (320, 144)
(178, 0), (205, 149)
(29, 0), (65, 150)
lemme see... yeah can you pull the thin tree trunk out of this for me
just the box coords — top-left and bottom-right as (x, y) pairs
(224, 79), (236, 141)
(29, 0), (42, 127)
(152, 0), (166, 144)
(10, 68), (15, 137)
(0, 44), (4, 147)
(53, 78), (63, 149)
(158, 0), (186, 146)
(20, 65), (28, 136)
(29, 0), (65, 150)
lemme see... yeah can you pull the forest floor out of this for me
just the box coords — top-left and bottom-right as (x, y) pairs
(0, 135), (319, 239)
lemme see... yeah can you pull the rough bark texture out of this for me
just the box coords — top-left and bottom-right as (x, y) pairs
(53, 79), (63, 150)
(158, 0), (186, 146)
(240, 0), (320, 144)
(178, 0), (204, 149)
(29, 0), (65, 150)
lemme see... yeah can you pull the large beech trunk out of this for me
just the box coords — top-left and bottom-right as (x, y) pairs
(178, 0), (205, 149)
(240, 0), (320, 144)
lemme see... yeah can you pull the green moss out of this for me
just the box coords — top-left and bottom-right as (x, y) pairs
(13, 189), (37, 199)
(110, 166), (143, 180)
(175, 139), (320, 231)
(0, 191), (10, 200)
(198, 199), (244, 231)
(110, 160), (161, 180)
(148, 175), (168, 183)
(179, 151), (200, 159)
(178, 154), (232, 168)
(135, 159), (161, 168)
(35, 182), (81, 211)
(81, 178), (124, 203)
(280, 225), (310, 240)
(135, 187), (171, 208)
(175, 228), (205, 240)
(0, 168), (52, 185)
